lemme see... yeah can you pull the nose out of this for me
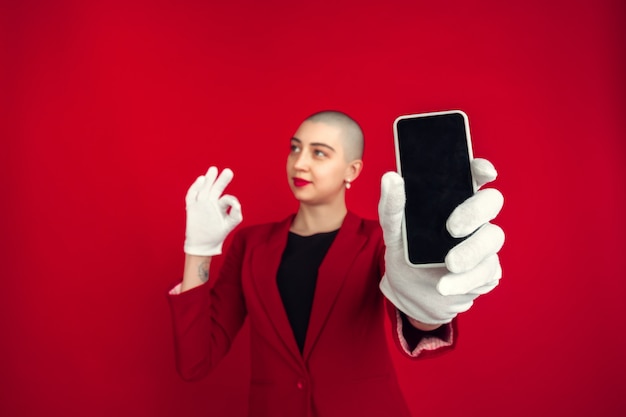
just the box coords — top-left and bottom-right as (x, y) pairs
(292, 150), (310, 171)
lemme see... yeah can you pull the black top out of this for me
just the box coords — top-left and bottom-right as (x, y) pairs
(276, 230), (339, 353)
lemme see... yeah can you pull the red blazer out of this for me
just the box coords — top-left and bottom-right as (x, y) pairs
(168, 211), (454, 417)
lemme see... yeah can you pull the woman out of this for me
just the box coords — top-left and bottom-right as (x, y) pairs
(168, 110), (504, 416)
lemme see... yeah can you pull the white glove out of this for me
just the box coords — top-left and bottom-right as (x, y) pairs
(184, 166), (243, 256)
(379, 158), (505, 325)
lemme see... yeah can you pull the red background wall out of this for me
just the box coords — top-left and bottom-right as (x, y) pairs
(2, 1), (625, 416)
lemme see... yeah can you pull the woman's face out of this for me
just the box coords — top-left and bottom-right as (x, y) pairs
(286, 120), (358, 206)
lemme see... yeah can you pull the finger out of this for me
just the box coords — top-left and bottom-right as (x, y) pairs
(445, 224), (505, 273)
(447, 188), (504, 238)
(219, 194), (243, 226)
(468, 262), (502, 295)
(438, 254), (501, 295)
(208, 168), (234, 200)
(197, 166), (219, 200)
(471, 158), (498, 188)
(185, 175), (206, 205)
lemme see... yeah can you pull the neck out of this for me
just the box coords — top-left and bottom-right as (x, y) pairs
(291, 201), (347, 236)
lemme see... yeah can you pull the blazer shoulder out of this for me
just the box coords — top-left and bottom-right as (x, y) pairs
(350, 212), (382, 238)
(232, 215), (292, 244)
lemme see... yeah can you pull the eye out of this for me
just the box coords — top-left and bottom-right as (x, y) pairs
(290, 143), (301, 153)
(313, 149), (327, 158)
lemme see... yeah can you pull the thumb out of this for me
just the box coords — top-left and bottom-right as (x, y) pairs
(378, 172), (405, 244)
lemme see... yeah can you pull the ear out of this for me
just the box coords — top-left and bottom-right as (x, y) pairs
(345, 159), (363, 183)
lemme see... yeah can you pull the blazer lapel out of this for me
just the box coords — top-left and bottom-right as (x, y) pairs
(303, 211), (367, 360)
(249, 215), (303, 364)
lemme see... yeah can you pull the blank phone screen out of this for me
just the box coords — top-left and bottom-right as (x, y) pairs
(395, 112), (474, 265)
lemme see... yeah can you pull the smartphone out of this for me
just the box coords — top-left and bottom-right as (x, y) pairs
(393, 110), (476, 267)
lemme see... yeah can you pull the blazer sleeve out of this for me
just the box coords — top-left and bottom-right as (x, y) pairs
(167, 230), (248, 381)
(376, 230), (457, 359)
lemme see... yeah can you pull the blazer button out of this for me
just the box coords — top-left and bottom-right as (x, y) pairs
(296, 379), (306, 390)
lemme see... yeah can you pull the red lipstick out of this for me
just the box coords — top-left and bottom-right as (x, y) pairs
(293, 178), (311, 187)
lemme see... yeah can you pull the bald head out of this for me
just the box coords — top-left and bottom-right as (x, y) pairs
(304, 110), (364, 162)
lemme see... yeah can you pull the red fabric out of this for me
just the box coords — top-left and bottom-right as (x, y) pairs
(168, 211), (452, 417)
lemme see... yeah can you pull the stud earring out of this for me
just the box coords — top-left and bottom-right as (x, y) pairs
(345, 180), (351, 190)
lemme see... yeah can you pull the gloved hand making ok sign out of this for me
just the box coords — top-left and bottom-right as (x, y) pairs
(184, 167), (243, 257)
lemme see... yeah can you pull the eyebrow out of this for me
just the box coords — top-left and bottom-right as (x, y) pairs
(291, 137), (336, 153)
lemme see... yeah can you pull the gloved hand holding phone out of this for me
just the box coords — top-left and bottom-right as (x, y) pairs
(379, 158), (505, 326)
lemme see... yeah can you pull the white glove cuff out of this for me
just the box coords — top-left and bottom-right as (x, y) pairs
(380, 273), (455, 325)
(183, 241), (223, 257)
